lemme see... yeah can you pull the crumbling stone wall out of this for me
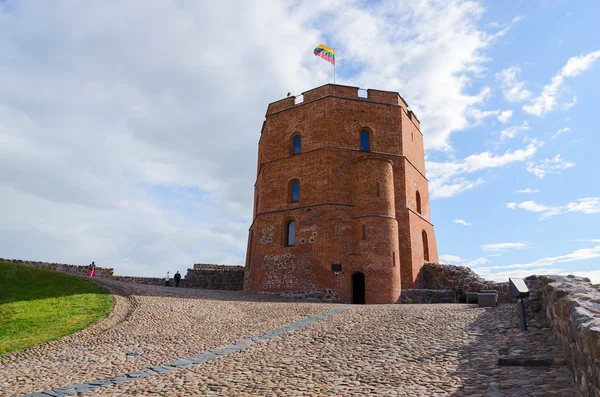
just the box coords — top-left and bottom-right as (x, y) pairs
(525, 274), (600, 397)
(0, 258), (114, 278)
(265, 288), (340, 302)
(185, 264), (244, 290)
(416, 263), (510, 302)
(112, 276), (164, 286)
(400, 288), (456, 304)
(0, 258), (244, 291)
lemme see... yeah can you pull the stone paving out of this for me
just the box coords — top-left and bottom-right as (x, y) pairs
(0, 281), (580, 397)
(0, 280), (337, 396)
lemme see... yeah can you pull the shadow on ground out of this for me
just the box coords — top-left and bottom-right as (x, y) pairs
(450, 304), (579, 397)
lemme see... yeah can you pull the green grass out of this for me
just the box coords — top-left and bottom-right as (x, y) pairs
(0, 262), (114, 356)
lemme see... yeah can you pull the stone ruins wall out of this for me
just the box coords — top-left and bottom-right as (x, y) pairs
(525, 275), (600, 397)
(186, 264), (244, 290)
(400, 288), (456, 304)
(0, 258), (243, 291)
(112, 276), (164, 286)
(415, 263), (511, 302)
(263, 288), (340, 302)
(0, 258), (115, 278)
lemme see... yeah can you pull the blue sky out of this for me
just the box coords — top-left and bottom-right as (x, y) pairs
(0, 0), (598, 282)
(423, 0), (600, 282)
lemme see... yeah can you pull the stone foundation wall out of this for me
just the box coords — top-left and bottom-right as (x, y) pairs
(417, 263), (511, 302)
(263, 288), (340, 302)
(525, 275), (600, 397)
(0, 258), (114, 278)
(193, 263), (245, 271)
(400, 288), (457, 304)
(112, 276), (165, 286)
(184, 266), (244, 290)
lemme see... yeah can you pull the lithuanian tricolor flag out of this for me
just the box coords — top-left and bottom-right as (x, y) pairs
(314, 44), (335, 65)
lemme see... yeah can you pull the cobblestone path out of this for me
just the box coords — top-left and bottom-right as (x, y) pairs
(0, 281), (579, 396)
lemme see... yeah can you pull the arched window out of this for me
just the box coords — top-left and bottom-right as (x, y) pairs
(285, 220), (296, 247)
(292, 135), (301, 155)
(289, 180), (300, 202)
(422, 230), (429, 262)
(360, 131), (370, 151)
(416, 191), (422, 214)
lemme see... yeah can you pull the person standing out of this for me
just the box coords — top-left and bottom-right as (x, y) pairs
(164, 271), (171, 286)
(174, 271), (181, 287)
(88, 261), (96, 277)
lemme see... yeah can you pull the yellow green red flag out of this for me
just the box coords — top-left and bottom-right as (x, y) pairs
(314, 44), (335, 65)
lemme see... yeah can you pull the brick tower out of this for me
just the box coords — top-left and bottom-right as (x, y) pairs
(244, 84), (438, 304)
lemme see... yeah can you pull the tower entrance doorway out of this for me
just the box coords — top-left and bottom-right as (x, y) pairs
(352, 272), (366, 304)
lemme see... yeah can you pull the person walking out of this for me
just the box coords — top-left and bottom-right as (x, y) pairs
(88, 261), (96, 277)
(164, 271), (171, 286)
(174, 271), (181, 287)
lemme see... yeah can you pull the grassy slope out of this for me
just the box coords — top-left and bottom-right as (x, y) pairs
(0, 262), (114, 355)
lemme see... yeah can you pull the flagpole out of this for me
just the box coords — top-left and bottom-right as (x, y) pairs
(334, 48), (336, 84)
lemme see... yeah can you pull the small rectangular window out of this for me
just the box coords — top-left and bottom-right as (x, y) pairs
(392, 251), (395, 267)
(362, 224), (366, 240)
(376, 183), (380, 197)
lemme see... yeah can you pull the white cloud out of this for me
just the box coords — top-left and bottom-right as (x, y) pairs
(516, 188), (540, 193)
(562, 96), (577, 110)
(465, 257), (491, 267)
(487, 14), (525, 39)
(498, 110), (513, 123)
(439, 254), (464, 263)
(467, 108), (502, 126)
(576, 239), (600, 243)
(523, 50), (600, 116)
(506, 200), (552, 213)
(481, 242), (530, 252)
(428, 177), (484, 199)
(453, 219), (472, 226)
(439, 254), (489, 267)
(496, 67), (532, 102)
(561, 51), (600, 76)
(478, 245), (600, 271)
(572, 270), (600, 284)
(500, 121), (529, 140)
(526, 154), (575, 178)
(427, 140), (542, 198)
(0, 1), (514, 276)
(477, 243), (600, 283)
(566, 198), (600, 214)
(553, 127), (571, 138)
(507, 198), (600, 219)
(476, 267), (567, 282)
(310, 0), (515, 151)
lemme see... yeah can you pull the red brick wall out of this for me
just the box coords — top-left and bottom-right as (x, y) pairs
(246, 85), (438, 303)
